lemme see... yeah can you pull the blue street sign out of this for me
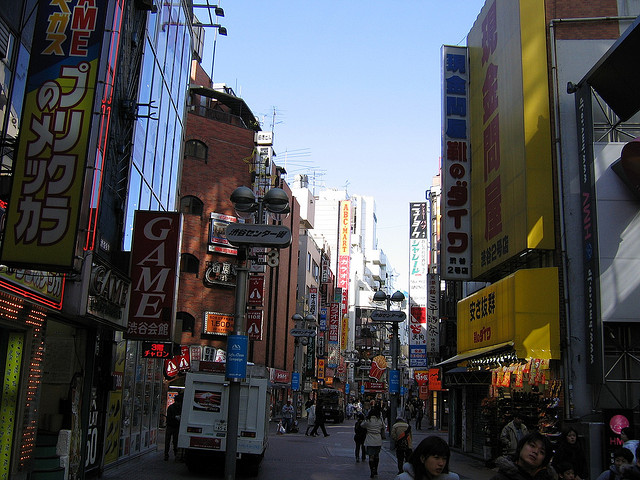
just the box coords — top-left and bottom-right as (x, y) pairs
(226, 335), (248, 379)
(345, 383), (350, 394)
(401, 386), (406, 395)
(319, 308), (327, 331)
(361, 384), (365, 394)
(291, 372), (300, 391)
(389, 369), (400, 394)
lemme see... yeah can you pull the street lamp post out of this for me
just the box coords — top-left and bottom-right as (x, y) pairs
(372, 290), (405, 447)
(225, 186), (291, 480)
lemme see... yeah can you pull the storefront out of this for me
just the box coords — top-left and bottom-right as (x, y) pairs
(438, 267), (562, 459)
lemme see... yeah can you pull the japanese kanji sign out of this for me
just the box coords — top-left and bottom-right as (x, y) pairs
(225, 224), (292, 248)
(247, 276), (264, 306)
(1, 0), (108, 270)
(126, 211), (182, 340)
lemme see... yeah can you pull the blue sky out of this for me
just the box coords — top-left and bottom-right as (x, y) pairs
(197, 1), (486, 291)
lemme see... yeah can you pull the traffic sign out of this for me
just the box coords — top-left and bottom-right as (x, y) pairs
(370, 310), (406, 322)
(225, 224), (292, 248)
(289, 329), (317, 337)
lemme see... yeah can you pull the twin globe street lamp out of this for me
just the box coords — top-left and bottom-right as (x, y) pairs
(224, 186), (291, 480)
(371, 290), (406, 446)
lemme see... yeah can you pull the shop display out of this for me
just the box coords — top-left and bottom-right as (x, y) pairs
(479, 361), (562, 463)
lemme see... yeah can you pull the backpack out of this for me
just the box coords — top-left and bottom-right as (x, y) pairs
(396, 425), (411, 450)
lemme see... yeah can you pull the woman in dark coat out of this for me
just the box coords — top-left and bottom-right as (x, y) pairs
(553, 427), (588, 480)
(491, 432), (556, 480)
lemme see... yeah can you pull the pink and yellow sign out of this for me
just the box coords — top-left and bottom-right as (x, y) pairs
(1, 0), (109, 270)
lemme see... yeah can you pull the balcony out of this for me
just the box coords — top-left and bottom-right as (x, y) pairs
(188, 104), (250, 129)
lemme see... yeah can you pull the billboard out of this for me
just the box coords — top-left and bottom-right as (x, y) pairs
(337, 201), (351, 314)
(468, 0), (555, 278)
(441, 45), (471, 280)
(1, 0), (109, 270)
(126, 211), (182, 340)
(409, 203), (428, 367)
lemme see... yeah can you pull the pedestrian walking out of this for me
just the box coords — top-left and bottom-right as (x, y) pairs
(362, 405), (385, 478)
(305, 400), (316, 436)
(309, 399), (329, 437)
(391, 417), (413, 474)
(281, 400), (294, 433)
(500, 415), (528, 456)
(164, 393), (183, 461)
(396, 435), (459, 480)
(354, 413), (367, 462)
(416, 405), (424, 430)
(596, 447), (634, 480)
(491, 431), (555, 480)
(552, 427), (588, 480)
(622, 445), (640, 479)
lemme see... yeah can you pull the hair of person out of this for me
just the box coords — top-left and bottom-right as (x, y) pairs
(514, 432), (553, 467)
(406, 436), (451, 478)
(621, 427), (635, 439)
(395, 417), (405, 423)
(367, 405), (381, 419)
(558, 426), (580, 446)
(614, 447), (634, 463)
(553, 461), (574, 476)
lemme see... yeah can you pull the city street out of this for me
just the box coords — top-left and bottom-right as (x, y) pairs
(98, 419), (496, 480)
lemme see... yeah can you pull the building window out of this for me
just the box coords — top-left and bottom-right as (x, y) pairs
(180, 253), (199, 276)
(180, 195), (204, 216)
(307, 253), (311, 272)
(184, 139), (207, 161)
(177, 311), (195, 333)
(312, 260), (320, 283)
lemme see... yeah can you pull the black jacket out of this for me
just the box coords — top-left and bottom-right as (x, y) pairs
(490, 455), (557, 480)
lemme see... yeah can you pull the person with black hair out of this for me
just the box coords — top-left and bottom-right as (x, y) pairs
(392, 417), (413, 474)
(622, 428), (640, 465)
(362, 405), (385, 478)
(491, 431), (555, 480)
(164, 393), (183, 461)
(622, 445), (640, 479)
(309, 399), (329, 437)
(554, 461), (576, 480)
(552, 427), (588, 480)
(396, 435), (459, 480)
(596, 447), (634, 480)
(354, 413), (367, 462)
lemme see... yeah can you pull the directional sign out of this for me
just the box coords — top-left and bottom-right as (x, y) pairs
(289, 329), (317, 337)
(225, 224), (292, 248)
(370, 310), (406, 323)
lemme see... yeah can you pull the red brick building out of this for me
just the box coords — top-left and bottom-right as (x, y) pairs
(175, 63), (299, 381)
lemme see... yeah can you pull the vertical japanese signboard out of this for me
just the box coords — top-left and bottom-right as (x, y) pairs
(308, 287), (318, 318)
(337, 201), (351, 315)
(427, 273), (440, 356)
(468, 0), (554, 278)
(441, 45), (471, 280)
(1, 0), (109, 270)
(328, 302), (340, 342)
(126, 211), (182, 340)
(409, 203), (428, 367)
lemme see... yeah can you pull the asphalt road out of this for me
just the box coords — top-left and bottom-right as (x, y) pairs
(97, 419), (496, 480)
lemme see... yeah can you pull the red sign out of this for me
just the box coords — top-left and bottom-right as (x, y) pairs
(363, 381), (385, 393)
(164, 358), (178, 379)
(178, 346), (191, 372)
(141, 342), (172, 358)
(270, 368), (290, 384)
(428, 368), (442, 391)
(126, 211), (182, 340)
(328, 303), (340, 342)
(247, 276), (264, 306)
(246, 310), (263, 340)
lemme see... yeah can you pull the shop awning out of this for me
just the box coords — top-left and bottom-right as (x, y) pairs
(434, 341), (515, 368)
(579, 15), (640, 121)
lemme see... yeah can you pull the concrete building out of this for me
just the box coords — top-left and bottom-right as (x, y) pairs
(437, 1), (640, 475)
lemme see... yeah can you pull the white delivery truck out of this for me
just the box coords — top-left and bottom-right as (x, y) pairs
(177, 367), (269, 475)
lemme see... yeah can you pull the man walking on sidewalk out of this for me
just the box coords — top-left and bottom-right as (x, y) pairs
(165, 393), (182, 461)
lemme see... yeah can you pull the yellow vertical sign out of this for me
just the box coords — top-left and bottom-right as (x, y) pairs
(340, 316), (349, 351)
(1, 333), (23, 478)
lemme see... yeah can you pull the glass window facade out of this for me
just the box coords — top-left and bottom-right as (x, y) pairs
(123, 0), (192, 250)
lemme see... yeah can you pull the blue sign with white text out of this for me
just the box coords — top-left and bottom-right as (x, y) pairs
(291, 372), (300, 391)
(345, 383), (350, 394)
(319, 308), (327, 331)
(226, 335), (248, 379)
(389, 369), (400, 394)
(361, 385), (365, 395)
